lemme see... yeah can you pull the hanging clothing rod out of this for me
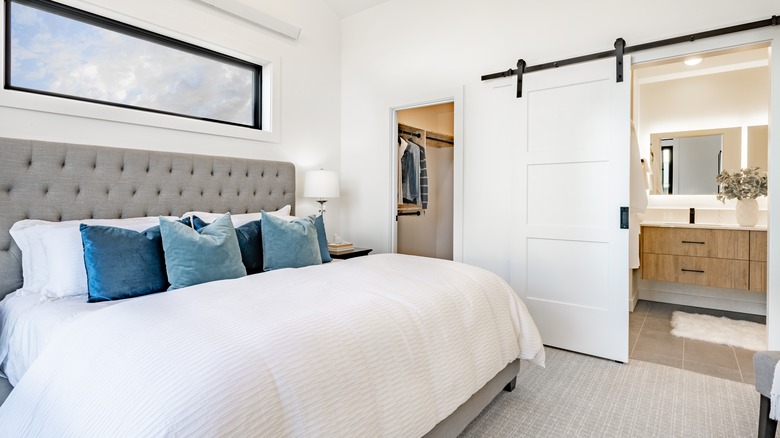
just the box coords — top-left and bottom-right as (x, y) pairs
(481, 14), (779, 97)
(397, 210), (421, 217)
(399, 129), (422, 138)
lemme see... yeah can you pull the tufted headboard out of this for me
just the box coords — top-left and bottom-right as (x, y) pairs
(0, 137), (296, 298)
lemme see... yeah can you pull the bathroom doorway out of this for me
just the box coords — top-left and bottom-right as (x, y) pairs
(629, 43), (771, 378)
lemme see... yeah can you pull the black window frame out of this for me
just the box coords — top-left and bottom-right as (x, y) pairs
(4, 0), (262, 130)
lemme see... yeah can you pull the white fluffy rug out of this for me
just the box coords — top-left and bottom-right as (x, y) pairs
(671, 311), (766, 351)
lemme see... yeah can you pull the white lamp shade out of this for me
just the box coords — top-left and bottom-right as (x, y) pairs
(304, 170), (340, 199)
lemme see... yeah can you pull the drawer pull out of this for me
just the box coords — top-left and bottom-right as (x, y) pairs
(681, 268), (705, 273)
(681, 240), (705, 245)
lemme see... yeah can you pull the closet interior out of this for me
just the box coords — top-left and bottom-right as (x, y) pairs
(396, 103), (454, 260)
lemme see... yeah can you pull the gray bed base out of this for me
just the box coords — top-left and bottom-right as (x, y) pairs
(0, 137), (520, 437)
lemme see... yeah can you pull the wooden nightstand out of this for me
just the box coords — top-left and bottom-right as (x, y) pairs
(329, 247), (372, 260)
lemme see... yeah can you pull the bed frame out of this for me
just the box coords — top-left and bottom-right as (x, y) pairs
(0, 136), (517, 437)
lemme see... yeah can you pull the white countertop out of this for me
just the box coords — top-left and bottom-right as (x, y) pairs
(641, 221), (767, 231)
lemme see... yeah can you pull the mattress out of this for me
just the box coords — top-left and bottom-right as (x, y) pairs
(0, 253), (544, 436)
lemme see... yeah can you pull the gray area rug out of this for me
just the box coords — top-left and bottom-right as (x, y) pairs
(461, 347), (758, 437)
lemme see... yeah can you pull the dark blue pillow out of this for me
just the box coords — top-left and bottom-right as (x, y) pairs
(314, 215), (332, 263)
(80, 216), (208, 302)
(81, 224), (168, 303)
(235, 220), (263, 274)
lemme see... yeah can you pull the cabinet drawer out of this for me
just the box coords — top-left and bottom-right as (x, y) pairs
(642, 253), (749, 290)
(750, 261), (767, 292)
(750, 231), (767, 262)
(642, 226), (749, 260)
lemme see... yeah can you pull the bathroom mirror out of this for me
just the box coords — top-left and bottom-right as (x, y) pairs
(648, 125), (768, 195)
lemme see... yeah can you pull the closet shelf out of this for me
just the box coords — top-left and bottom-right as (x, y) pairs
(398, 123), (453, 148)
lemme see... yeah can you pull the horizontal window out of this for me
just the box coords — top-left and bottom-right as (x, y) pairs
(5, 0), (261, 129)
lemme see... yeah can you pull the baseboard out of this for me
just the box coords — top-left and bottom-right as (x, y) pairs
(638, 279), (766, 315)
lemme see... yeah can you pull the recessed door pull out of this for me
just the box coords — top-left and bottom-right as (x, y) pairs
(681, 268), (705, 273)
(681, 240), (705, 244)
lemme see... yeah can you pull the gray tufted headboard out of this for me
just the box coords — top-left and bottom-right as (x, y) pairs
(0, 137), (296, 298)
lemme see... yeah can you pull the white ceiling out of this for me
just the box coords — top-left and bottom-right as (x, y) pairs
(321, 0), (391, 18)
(634, 45), (769, 84)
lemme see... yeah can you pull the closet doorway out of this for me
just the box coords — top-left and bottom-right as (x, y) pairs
(395, 103), (455, 260)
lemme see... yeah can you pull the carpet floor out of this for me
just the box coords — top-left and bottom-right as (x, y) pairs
(460, 347), (758, 437)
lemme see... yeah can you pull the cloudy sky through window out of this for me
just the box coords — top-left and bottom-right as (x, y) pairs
(10, 1), (255, 126)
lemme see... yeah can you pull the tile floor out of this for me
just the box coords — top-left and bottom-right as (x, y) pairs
(629, 300), (765, 385)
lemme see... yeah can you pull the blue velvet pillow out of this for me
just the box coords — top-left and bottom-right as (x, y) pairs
(235, 220), (263, 275)
(80, 216), (210, 302)
(160, 213), (247, 290)
(314, 215), (332, 263)
(261, 212), (322, 271)
(81, 224), (168, 303)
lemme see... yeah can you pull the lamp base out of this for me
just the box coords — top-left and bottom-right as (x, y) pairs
(317, 200), (327, 215)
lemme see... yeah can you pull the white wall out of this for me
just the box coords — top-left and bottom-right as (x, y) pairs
(340, 0), (778, 280)
(0, 0), (343, 228)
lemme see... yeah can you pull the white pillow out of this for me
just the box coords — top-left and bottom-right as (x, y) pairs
(9, 217), (169, 298)
(182, 205), (292, 227)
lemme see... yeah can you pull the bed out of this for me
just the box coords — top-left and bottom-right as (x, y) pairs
(0, 137), (544, 437)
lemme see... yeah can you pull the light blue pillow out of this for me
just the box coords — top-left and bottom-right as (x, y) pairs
(261, 212), (322, 271)
(160, 213), (246, 290)
(314, 215), (332, 263)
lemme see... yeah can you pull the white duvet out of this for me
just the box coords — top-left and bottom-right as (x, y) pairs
(0, 254), (544, 437)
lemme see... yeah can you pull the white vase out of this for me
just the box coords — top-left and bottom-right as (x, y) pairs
(736, 198), (759, 227)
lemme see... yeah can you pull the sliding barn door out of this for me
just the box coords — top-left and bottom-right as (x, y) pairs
(510, 57), (631, 362)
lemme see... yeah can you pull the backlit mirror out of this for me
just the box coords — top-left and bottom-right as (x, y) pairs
(648, 126), (768, 195)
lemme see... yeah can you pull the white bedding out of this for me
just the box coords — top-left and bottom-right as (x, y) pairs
(0, 254), (544, 437)
(0, 292), (116, 385)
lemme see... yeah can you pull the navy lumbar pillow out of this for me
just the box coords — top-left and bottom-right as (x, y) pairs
(314, 215), (332, 263)
(160, 213), (247, 290)
(81, 224), (168, 302)
(261, 211), (322, 271)
(80, 216), (209, 302)
(234, 219), (263, 275)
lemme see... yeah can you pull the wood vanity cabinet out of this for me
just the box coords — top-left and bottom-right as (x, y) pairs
(641, 226), (766, 292)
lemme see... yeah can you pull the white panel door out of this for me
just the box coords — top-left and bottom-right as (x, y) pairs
(511, 57), (631, 362)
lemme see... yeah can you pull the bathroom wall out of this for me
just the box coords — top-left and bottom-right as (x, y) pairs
(635, 65), (770, 225)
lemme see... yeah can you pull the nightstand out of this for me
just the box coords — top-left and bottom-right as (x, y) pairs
(329, 247), (372, 260)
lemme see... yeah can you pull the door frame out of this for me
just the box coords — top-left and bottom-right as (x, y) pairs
(630, 27), (780, 348)
(388, 87), (464, 262)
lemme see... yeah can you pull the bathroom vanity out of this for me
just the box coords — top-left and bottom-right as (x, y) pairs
(639, 223), (767, 314)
